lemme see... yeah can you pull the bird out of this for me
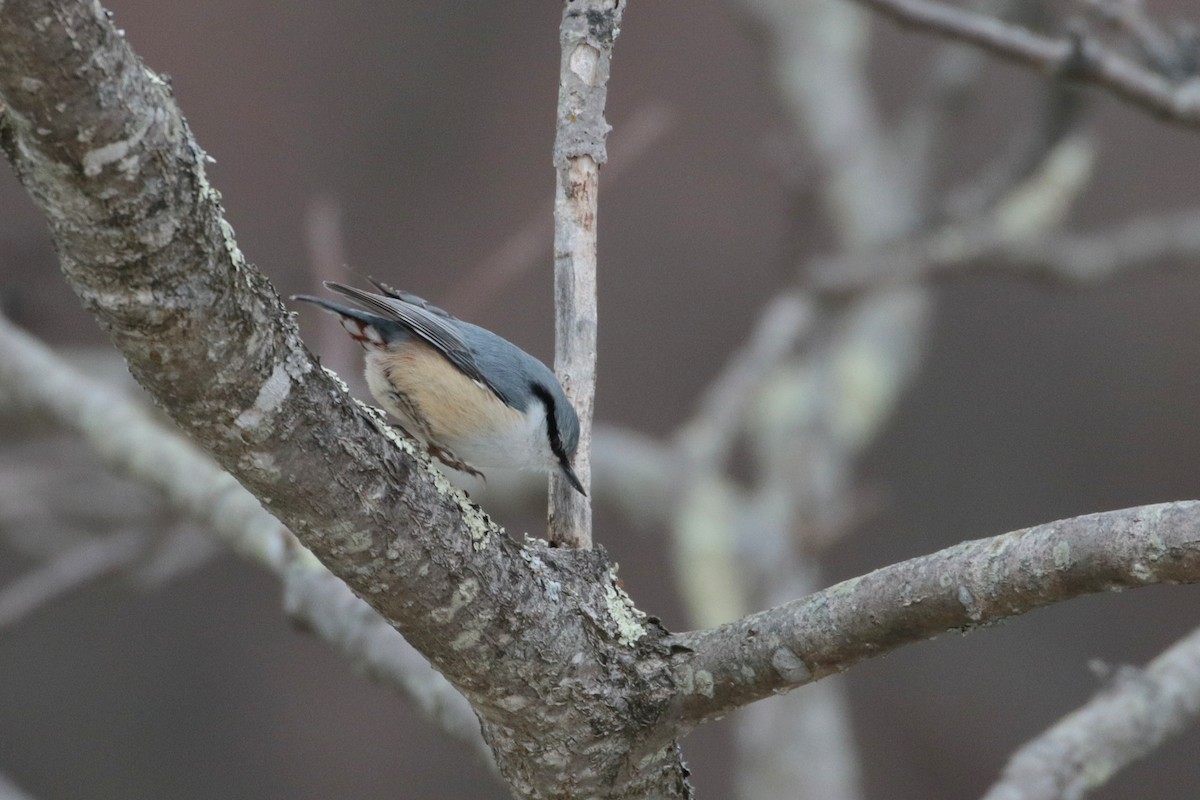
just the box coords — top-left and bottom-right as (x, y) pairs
(292, 279), (586, 496)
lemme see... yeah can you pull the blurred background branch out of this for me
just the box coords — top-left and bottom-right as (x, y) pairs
(0, 313), (492, 766)
(845, 0), (1200, 126)
(983, 623), (1200, 800)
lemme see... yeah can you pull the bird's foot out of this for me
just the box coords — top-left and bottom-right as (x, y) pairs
(428, 443), (486, 481)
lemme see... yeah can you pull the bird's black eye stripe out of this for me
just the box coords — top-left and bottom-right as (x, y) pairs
(529, 383), (569, 464)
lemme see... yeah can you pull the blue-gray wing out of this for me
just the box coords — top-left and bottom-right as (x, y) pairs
(323, 281), (512, 405)
(366, 276), (456, 319)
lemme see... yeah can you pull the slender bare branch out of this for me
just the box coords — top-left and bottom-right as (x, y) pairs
(281, 559), (493, 763)
(548, 0), (626, 548)
(1075, 0), (1190, 78)
(983, 624), (1200, 800)
(736, 0), (918, 243)
(0, 773), (36, 800)
(675, 293), (817, 470)
(897, 0), (1034, 210)
(847, 0), (1200, 127)
(0, 530), (145, 630)
(0, 313), (490, 760)
(945, 79), (1087, 222)
(725, 3), (935, 797)
(670, 502), (1200, 725)
(810, 206), (1200, 293)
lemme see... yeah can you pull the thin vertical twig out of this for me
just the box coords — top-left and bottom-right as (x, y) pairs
(548, 0), (626, 548)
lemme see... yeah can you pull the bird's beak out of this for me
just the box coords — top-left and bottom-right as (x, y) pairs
(559, 462), (587, 497)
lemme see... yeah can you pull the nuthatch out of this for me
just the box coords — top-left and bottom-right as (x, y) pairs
(293, 280), (586, 495)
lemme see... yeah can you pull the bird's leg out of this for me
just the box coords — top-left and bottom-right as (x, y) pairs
(426, 442), (487, 481)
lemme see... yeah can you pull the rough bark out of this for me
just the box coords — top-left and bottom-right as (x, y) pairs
(0, 3), (688, 797)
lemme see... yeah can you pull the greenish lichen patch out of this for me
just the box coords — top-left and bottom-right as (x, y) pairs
(337, 525), (375, 555)
(462, 502), (496, 551)
(239, 450), (279, 478)
(675, 664), (695, 695)
(636, 744), (673, 771)
(957, 584), (981, 621)
(603, 569), (647, 646)
(497, 694), (529, 712)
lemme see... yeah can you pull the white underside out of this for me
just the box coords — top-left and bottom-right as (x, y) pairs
(447, 402), (555, 471)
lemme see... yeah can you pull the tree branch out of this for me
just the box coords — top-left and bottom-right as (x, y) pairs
(809, 206), (1200, 293)
(0, 773), (36, 800)
(549, 0), (626, 548)
(670, 502), (1200, 725)
(0, 530), (145, 630)
(675, 292), (816, 470)
(0, 4), (690, 796)
(846, 0), (1200, 127)
(982, 623), (1200, 800)
(721, 2), (939, 796)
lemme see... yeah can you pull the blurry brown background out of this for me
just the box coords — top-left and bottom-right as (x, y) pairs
(1, 1), (1199, 798)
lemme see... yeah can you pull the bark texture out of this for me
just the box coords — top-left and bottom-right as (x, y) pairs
(0, 3), (690, 797)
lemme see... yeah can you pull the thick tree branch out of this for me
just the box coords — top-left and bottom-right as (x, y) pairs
(982, 623), (1200, 800)
(847, 0), (1200, 127)
(0, 5), (689, 797)
(549, 0), (625, 548)
(670, 502), (1200, 725)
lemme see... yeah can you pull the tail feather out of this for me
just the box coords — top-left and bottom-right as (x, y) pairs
(291, 294), (378, 325)
(291, 294), (393, 349)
